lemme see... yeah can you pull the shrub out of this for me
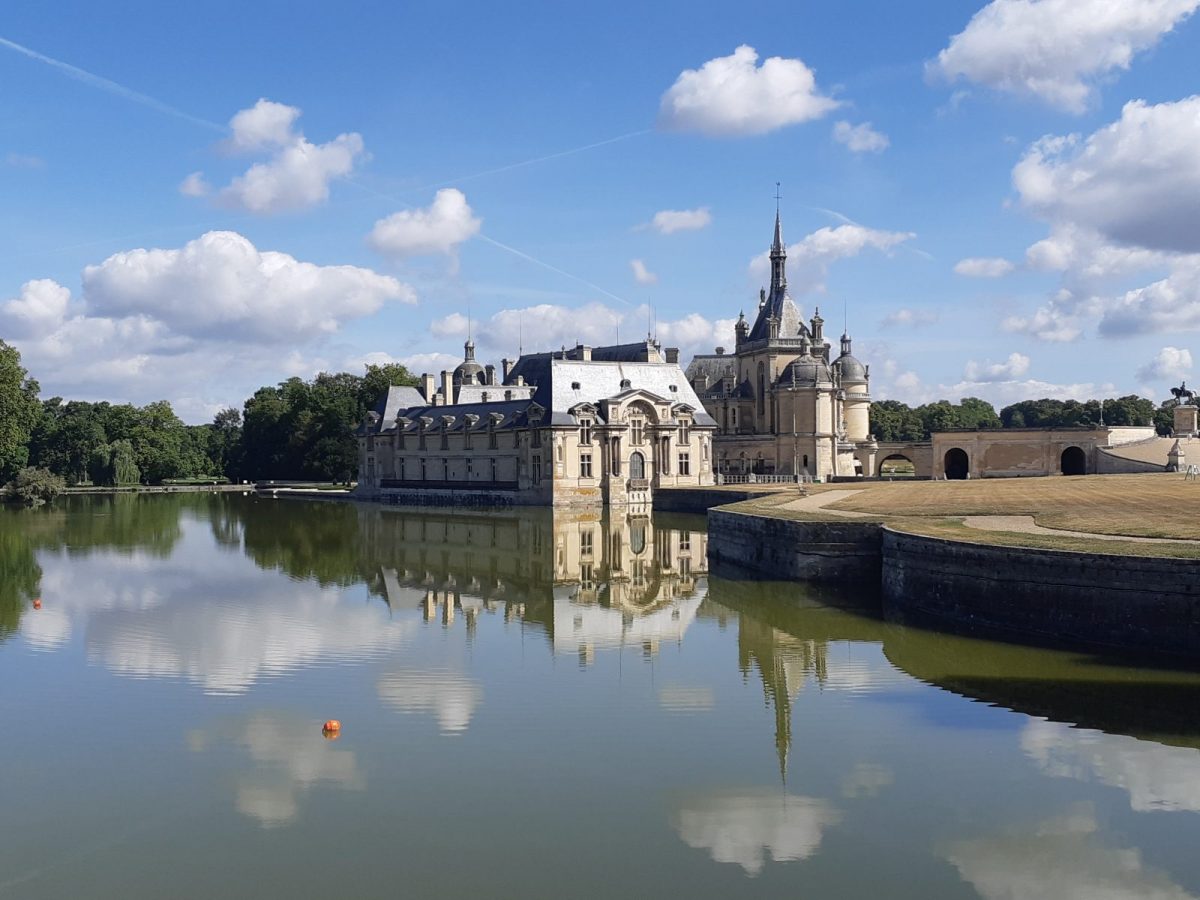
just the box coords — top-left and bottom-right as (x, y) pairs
(3, 467), (66, 507)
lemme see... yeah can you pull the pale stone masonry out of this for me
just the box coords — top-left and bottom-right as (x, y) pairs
(356, 339), (717, 506)
(686, 208), (877, 481)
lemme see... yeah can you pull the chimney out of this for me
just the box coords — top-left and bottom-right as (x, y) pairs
(441, 370), (452, 405)
(576, 343), (592, 362)
(421, 373), (436, 404)
(485, 364), (496, 385)
(502, 358), (513, 381)
(516, 375), (525, 387)
(665, 347), (680, 364)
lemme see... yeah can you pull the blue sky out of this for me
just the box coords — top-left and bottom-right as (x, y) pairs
(2, 0), (1199, 422)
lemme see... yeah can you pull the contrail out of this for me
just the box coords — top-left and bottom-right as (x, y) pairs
(0, 35), (225, 132)
(413, 129), (652, 192)
(478, 233), (634, 308)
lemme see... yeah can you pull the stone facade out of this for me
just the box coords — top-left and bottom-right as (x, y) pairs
(356, 340), (717, 506)
(930, 426), (1157, 478)
(686, 210), (876, 481)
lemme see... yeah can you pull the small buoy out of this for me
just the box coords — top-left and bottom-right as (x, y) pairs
(32, 599), (42, 610)
(322, 720), (342, 739)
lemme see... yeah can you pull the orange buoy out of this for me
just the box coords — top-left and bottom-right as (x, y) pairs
(321, 719), (342, 739)
(32, 599), (42, 610)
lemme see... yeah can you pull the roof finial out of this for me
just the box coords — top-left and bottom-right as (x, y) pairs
(771, 183), (784, 255)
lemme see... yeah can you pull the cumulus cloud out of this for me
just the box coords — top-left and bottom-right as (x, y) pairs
(749, 224), (915, 293)
(1137, 347), (1194, 384)
(1014, 97), (1200, 254)
(647, 207), (712, 234)
(178, 171), (209, 197)
(930, 0), (1200, 113)
(1099, 258), (1200, 336)
(1024, 225), (1171, 281)
(429, 302), (734, 362)
(224, 98), (303, 153)
(832, 121), (889, 153)
(183, 99), (366, 214)
(630, 259), (658, 285)
(964, 352), (1031, 382)
(367, 188), (482, 259)
(880, 308), (939, 329)
(954, 257), (1015, 278)
(0, 232), (414, 420)
(658, 45), (839, 136)
(82, 230), (413, 341)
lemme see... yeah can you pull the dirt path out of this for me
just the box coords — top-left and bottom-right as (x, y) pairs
(778, 489), (868, 516)
(961, 515), (1199, 545)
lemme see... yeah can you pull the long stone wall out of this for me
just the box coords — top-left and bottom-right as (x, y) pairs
(880, 529), (1199, 655)
(707, 508), (882, 584)
(704, 507), (1200, 657)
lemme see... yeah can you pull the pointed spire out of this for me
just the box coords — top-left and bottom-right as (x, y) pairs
(772, 208), (784, 254)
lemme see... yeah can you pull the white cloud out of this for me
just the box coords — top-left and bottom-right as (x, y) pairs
(647, 207), (712, 234)
(750, 224), (915, 293)
(673, 790), (841, 876)
(1, 278), (71, 337)
(880, 308), (939, 329)
(224, 98), (303, 153)
(1024, 225), (1171, 281)
(1013, 97), (1200, 254)
(954, 257), (1015, 278)
(1100, 258), (1200, 336)
(964, 351), (1031, 382)
(178, 171), (209, 197)
(930, 0), (1200, 113)
(630, 259), (658, 285)
(430, 311), (470, 338)
(1137, 347), (1194, 383)
(658, 45), (839, 136)
(832, 120), (889, 153)
(81, 230), (413, 341)
(367, 188), (482, 259)
(185, 99), (366, 214)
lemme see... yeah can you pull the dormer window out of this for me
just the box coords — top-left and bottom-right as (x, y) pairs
(580, 419), (592, 445)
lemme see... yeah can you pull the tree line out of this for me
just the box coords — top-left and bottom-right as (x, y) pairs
(868, 395), (1174, 442)
(1, 339), (416, 489)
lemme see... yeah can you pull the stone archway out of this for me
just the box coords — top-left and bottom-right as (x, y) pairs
(879, 453), (915, 477)
(1061, 445), (1087, 476)
(944, 447), (969, 480)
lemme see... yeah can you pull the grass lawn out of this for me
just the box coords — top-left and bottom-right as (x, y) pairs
(723, 473), (1200, 558)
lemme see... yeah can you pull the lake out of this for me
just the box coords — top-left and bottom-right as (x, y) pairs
(2, 493), (1200, 898)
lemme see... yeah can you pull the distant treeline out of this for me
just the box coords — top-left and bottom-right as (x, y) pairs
(869, 396), (1173, 442)
(1, 339), (416, 486)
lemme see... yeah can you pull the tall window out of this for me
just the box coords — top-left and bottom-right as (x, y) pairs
(532, 428), (542, 448)
(581, 530), (594, 557)
(661, 438), (671, 475)
(532, 455), (543, 484)
(489, 425), (498, 449)
(630, 451), (645, 480)
(580, 420), (592, 445)
(490, 458), (497, 482)
(419, 427), (427, 450)
(679, 420), (691, 444)
(630, 418), (645, 445)
(367, 435), (375, 451)
(466, 459), (473, 479)
(420, 458), (427, 480)
(757, 362), (765, 416)
(678, 451), (691, 475)
(580, 452), (592, 478)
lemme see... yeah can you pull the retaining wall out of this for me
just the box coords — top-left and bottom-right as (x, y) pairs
(706, 508), (882, 584)
(653, 488), (761, 514)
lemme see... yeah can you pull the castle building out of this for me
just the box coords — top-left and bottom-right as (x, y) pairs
(356, 339), (717, 506)
(686, 210), (877, 480)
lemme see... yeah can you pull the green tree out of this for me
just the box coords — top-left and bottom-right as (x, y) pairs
(110, 439), (141, 485)
(3, 467), (66, 507)
(0, 341), (42, 482)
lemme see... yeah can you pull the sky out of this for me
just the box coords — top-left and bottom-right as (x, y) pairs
(2, 0), (1199, 423)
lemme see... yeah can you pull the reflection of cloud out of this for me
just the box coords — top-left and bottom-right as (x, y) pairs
(944, 807), (1195, 900)
(554, 580), (706, 655)
(673, 790), (840, 876)
(189, 711), (364, 828)
(658, 684), (715, 712)
(377, 670), (483, 734)
(1022, 719), (1200, 813)
(840, 763), (893, 799)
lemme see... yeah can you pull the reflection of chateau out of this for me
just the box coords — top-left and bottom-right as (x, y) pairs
(356, 340), (717, 506)
(365, 508), (708, 662)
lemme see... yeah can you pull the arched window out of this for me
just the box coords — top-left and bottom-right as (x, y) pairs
(630, 451), (645, 480)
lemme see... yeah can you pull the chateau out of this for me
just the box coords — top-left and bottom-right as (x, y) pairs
(686, 209), (876, 481)
(356, 340), (716, 506)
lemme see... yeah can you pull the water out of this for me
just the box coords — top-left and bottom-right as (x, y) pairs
(3, 493), (1200, 898)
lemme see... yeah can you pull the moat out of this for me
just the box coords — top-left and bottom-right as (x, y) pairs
(3, 493), (1200, 898)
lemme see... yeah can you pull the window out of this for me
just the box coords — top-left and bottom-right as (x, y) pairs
(612, 438), (621, 476)
(489, 427), (498, 449)
(702, 440), (709, 461)
(466, 459), (473, 479)
(464, 427), (473, 450)
(532, 428), (542, 448)
(630, 452), (646, 480)
(680, 532), (691, 552)
(419, 427), (427, 450)
(398, 431), (406, 450)
(420, 458), (427, 480)
(580, 530), (593, 557)
(580, 420), (592, 445)
(442, 459), (449, 479)
(679, 420), (691, 443)
(490, 458), (497, 482)
(630, 418), (644, 445)
(367, 435), (375, 451)
(532, 455), (543, 483)
(481, 391), (489, 402)
(505, 390), (512, 400)
(678, 451), (691, 475)
(580, 452), (592, 478)
(661, 438), (670, 475)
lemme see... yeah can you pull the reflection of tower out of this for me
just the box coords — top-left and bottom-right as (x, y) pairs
(738, 617), (828, 783)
